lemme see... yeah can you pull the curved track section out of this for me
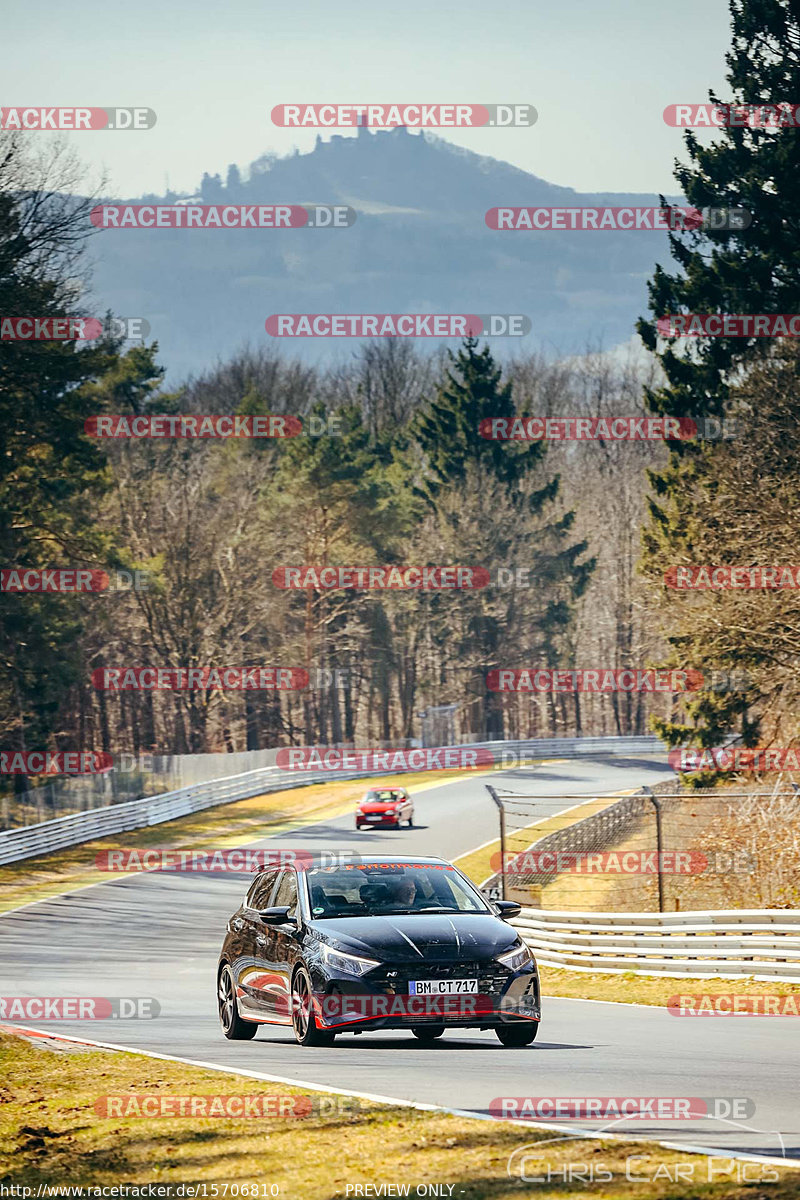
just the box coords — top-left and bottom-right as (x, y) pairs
(2, 756), (798, 1161)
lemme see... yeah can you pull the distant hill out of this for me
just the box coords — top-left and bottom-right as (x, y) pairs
(87, 126), (681, 381)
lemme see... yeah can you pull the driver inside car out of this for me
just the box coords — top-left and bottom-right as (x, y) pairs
(387, 874), (424, 910)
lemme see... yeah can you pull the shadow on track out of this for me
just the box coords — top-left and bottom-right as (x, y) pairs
(254, 1034), (592, 1051)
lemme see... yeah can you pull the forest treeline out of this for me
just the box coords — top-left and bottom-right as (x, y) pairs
(0, 131), (674, 769)
(3, 0), (800, 788)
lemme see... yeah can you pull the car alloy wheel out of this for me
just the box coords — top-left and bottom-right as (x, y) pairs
(291, 966), (335, 1046)
(218, 965), (257, 1040)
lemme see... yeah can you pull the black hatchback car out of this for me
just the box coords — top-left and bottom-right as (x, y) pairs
(217, 855), (540, 1046)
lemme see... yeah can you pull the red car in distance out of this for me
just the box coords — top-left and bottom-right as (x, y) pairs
(355, 787), (415, 830)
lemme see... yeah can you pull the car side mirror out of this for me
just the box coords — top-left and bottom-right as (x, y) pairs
(494, 900), (522, 920)
(258, 905), (295, 925)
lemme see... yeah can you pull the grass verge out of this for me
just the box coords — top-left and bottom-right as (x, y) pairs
(1, 1030), (797, 1198)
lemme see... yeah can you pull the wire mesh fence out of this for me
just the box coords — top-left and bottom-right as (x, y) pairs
(0, 764), (181, 831)
(483, 781), (800, 912)
(0, 748), (299, 831)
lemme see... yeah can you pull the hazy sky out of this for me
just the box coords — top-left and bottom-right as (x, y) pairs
(7, 0), (732, 197)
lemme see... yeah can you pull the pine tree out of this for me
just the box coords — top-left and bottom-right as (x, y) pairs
(413, 336), (538, 498)
(0, 134), (163, 782)
(413, 338), (593, 739)
(269, 402), (410, 744)
(646, 344), (800, 755)
(638, 0), (800, 419)
(637, 0), (800, 750)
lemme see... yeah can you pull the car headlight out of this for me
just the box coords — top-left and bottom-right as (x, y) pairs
(496, 943), (534, 971)
(321, 943), (381, 977)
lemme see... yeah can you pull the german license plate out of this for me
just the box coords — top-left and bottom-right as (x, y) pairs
(409, 978), (478, 995)
(365, 815), (382, 821)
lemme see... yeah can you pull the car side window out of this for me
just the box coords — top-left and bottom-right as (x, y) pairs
(272, 869), (299, 919)
(247, 868), (280, 911)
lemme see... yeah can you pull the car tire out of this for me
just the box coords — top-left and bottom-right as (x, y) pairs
(218, 965), (258, 1040)
(407, 813), (414, 827)
(495, 1023), (538, 1047)
(292, 967), (336, 1046)
(412, 1025), (445, 1042)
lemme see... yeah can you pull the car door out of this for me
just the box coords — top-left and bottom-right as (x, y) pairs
(262, 868), (301, 1023)
(236, 868), (281, 1020)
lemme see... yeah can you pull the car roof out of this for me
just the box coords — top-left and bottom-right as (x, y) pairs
(251, 854), (450, 880)
(336, 855), (447, 865)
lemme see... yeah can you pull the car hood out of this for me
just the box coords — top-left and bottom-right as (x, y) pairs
(311, 913), (518, 962)
(359, 801), (399, 812)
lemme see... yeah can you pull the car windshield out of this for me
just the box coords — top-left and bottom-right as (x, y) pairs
(365, 791), (403, 801)
(305, 863), (489, 917)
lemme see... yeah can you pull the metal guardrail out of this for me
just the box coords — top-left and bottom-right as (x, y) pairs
(0, 735), (664, 866)
(0, 749), (292, 831)
(471, 735), (660, 762)
(513, 907), (800, 981)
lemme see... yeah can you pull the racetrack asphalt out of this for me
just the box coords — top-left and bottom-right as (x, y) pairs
(2, 755), (798, 1164)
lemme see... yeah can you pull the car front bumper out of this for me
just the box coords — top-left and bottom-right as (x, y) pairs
(309, 959), (541, 1031)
